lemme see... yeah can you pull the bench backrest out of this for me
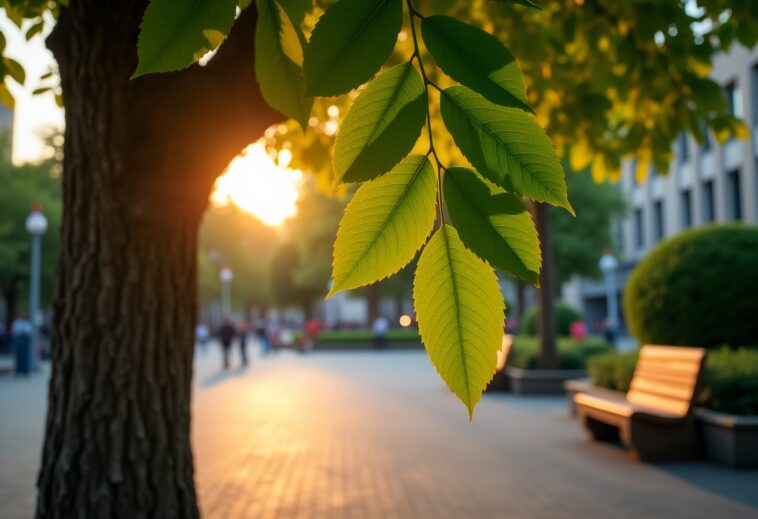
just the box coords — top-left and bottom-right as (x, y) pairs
(627, 345), (707, 417)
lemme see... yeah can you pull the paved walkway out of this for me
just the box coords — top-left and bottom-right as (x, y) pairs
(1, 346), (756, 518)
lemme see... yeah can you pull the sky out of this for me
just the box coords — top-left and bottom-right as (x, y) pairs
(1, 11), (64, 164)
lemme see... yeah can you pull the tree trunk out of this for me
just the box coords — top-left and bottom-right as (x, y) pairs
(533, 203), (558, 369)
(36, 2), (280, 517)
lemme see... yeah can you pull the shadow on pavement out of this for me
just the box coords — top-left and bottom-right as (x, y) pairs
(653, 462), (758, 508)
(200, 365), (248, 388)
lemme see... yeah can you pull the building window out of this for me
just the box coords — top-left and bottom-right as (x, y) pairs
(614, 218), (624, 254)
(702, 180), (715, 223)
(634, 208), (645, 249)
(653, 200), (665, 241)
(727, 169), (742, 221)
(678, 133), (689, 163)
(725, 81), (743, 119)
(701, 120), (712, 152)
(681, 190), (692, 228)
(630, 158), (638, 187)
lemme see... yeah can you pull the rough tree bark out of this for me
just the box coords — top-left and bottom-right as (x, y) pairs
(36, 2), (280, 517)
(532, 202), (558, 369)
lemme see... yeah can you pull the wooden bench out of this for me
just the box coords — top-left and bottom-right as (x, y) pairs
(574, 345), (707, 460)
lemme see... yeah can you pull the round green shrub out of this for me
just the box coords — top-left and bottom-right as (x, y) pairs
(521, 301), (584, 336)
(624, 224), (758, 348)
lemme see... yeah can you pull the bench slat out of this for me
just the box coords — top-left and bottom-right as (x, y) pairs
(630, 378), (695, 401)
(627, 390), (691, 417)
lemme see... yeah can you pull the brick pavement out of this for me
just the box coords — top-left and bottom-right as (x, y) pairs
(1, 346), (757, 518)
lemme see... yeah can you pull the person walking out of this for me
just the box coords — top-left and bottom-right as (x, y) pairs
(372, 315), (390, 350)
(237, 320), (249, 367)
(254, 317), (269, 356)
(217, 318), (236, 370)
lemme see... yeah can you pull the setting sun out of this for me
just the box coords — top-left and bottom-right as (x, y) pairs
(210, 141), (303, 226)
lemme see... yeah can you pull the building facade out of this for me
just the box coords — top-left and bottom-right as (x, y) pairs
(575, 45), (758, 329)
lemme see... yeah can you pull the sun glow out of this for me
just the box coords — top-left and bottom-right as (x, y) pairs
(211, 141), (303, 226)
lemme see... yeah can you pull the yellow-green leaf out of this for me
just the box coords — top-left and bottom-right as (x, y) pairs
(255, 0), (312, 129)
(421, 15), (530, 111)
(304, 0), (402, 97)
(333, 62), (426, 183)
(133, 0), (237, 77)
(414, 224), (505, 419)
(329, 155), (437, 296)
(443, 167), (541, 283)
(441, 86), (573, 214)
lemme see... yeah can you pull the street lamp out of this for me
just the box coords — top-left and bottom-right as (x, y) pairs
(598, 248), (619, 345)
(25, 203), (48, 369)
(219, 266), (234, 317)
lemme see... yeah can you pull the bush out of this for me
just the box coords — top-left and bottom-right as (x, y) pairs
(587, 351), (637, 392)
(698, 348), (758, 416)
(624, 224), (758, 348)
(588, 348), (758, 415)
(506, 336), (611, 370)
(521, 301), (584, 336)
(313, 328), (420, 343)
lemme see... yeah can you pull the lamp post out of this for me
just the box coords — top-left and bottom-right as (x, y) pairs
(219, 267), (234, 317)
(25, 204), (48, 369)
(598, 248), (619, 345)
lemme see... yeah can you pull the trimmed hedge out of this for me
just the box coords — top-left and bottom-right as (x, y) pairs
(521, 301), (584, 337)
(507, 336), (611, 370)
(624, 224), (758, 348)
(300, 328), (421, 343)
(588, 348), (758, 416)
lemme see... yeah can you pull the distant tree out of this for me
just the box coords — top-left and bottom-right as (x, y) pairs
(552, 168), (627, 285)
(198, 205), (278, 315)
(0, 135), (61, 328)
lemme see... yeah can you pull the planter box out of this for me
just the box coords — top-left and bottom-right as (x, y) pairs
(505, 367), (586, 395)
(695, 408), (758, 468)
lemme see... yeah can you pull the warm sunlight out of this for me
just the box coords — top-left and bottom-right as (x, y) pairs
(210, 141), (303, 226)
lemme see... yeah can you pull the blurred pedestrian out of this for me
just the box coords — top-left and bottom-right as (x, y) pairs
(255, 317), (269, 355)
(217, 318), (236, 370)
(195, 322), (210, 353)
(303, 317), (321, 352)
(238, 320), (249, 366)
(570, 319), (587, 341)
(372, 315), (389, 350)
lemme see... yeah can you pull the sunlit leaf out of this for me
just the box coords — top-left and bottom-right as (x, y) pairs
(133, 0), (236, 77)
(421, 15), (530, 111)
(414, 224), (504, 419)
(329, 155), (437, 295)
(443, 167), (541, 283)
(440, 86), (573, 214)
(334, 62), (426, 183)
(256, 0), (312, 129)
(304, 0), (402, 96)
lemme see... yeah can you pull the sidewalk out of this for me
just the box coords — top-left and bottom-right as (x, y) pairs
(1, 346), (756, 518)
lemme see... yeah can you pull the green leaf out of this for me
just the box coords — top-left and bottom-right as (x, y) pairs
(440, 86), (573, 214)
(133, 0), (237, 77)
(256, 0), (312, 129)
(414, 224), (504, 419)
(333, 62), (426, 183)
(421, 15), (530, 111)
(443, 167), (541, 283)
(278, 0), (311, 23)
(3, 58), (25, 85)
(304, 0), (403, 97)
(328, 155), (437, 296)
